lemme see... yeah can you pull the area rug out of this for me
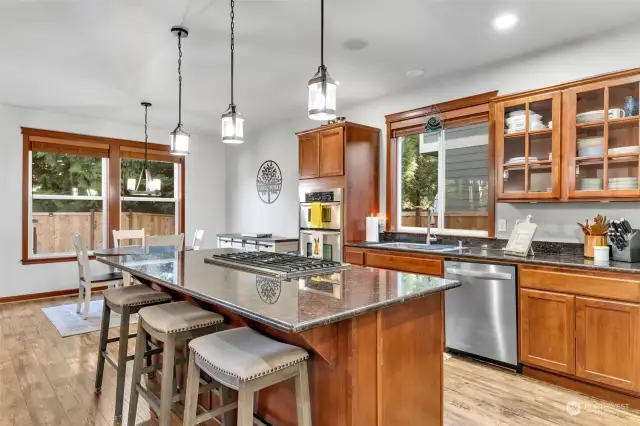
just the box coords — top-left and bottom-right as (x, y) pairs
(41, 300), (138, 337)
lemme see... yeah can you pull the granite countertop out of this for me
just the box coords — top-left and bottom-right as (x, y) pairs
(217, 233), (298, 243)
(346, 241), (640, 274)
(96, 249), (459, 333)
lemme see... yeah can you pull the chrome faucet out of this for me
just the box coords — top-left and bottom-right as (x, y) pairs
(426, 207), (437, 245)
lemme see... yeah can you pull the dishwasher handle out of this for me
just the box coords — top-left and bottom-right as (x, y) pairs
(445, 267), (512, 280)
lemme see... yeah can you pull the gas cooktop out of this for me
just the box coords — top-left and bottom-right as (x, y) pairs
(204, 251), (350, 279)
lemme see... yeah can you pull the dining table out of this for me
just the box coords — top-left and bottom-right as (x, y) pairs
(93, 245), (194, 257)
(93, 245), (194, 281)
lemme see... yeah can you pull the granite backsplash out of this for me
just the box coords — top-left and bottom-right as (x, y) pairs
(380, 232), (585, 256)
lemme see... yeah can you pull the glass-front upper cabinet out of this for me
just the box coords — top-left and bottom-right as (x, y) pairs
(495, 92), (562, 200)
(565, 77), (640, 198)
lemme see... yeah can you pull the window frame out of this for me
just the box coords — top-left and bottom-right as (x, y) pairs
(385, 91), (498, 238)
(21, 128), (186, 264)
(396, 125), (491, 237)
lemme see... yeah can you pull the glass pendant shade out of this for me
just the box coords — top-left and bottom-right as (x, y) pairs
(221, 105), (244, 144)
(308, 67), (337, 120)
(126, 178), (136, 191)
(170, 126), (190, 156)
(147, 178), (162, 193)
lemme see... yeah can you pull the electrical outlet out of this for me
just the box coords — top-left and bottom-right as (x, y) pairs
(498, 219), (507, 232)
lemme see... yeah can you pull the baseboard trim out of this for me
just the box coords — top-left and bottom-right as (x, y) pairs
(523, 366), (640, 409)
(0, 285), (108, 305)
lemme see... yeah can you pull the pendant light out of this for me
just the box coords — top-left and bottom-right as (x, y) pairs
(307, 0), (337, 121)
(128, 102), (161, 196)
(170, 26), (190, 155)
(221, 0), (244, 144)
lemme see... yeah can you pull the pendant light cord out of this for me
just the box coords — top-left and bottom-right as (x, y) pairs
(144, 103), (149, 167)
(320, 0), (324, 68)
(177, 34), (183, 125)
(230, 0), (235, 106)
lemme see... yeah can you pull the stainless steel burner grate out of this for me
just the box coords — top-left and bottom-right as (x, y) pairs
(204, 251), (349, 279)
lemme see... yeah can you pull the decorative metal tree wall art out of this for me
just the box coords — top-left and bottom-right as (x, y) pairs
(256, 160), (282, 204)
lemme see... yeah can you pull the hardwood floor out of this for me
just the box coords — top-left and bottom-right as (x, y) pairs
(1, 296), (640, 426)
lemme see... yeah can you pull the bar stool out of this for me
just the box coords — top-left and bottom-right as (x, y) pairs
(94, 284), (172, 423)
(183, 327), (312, 426)
(128, 301), (225, 426)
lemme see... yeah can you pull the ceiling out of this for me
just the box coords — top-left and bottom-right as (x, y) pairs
(2, 0), (640, 137)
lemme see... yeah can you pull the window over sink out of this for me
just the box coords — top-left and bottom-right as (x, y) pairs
(397, 123), (490, 237)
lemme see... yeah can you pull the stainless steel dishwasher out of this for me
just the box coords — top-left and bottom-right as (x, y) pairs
(444, 260), (518, 369)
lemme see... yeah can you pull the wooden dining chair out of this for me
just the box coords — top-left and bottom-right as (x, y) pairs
(113, 229), (146, 248)
(112, 229), (145, 285)
(145, 233), (185, 251)
(72, 234), (124, 319)
(192, 229), (204, 250)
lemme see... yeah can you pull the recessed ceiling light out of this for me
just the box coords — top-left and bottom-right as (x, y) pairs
(342, 39), (369, 51)
(493, 12), (518, 31)
(406, 69), (425, 77)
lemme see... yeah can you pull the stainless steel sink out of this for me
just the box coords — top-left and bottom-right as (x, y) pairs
(375, 242), (461, 252)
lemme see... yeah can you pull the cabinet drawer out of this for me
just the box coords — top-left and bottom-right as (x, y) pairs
(519, 267), (640, 303)
(343, 248), (364, 265)
(365, 251), (443, 277)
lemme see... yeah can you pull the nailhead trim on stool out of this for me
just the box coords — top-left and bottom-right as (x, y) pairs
(103, 284), (172, 307)
(127, 302), (225, 426)
(189, 327), (309, 381)
(183, 327), (312, 426)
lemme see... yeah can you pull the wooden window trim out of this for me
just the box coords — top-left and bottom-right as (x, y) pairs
(21, 128), (186, 264)
(385, 91), (498, 238)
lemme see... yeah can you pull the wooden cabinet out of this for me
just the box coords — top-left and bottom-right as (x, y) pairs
(348, 247), (443, 277)
(298, 126), (345, 179)
(365, 251), (442, 277)
(564, 75), (640, 199)
(343, 247), (364, 265)
(575, 297), (640, 391)
(298, 133), (320, 179)
(492, 68), (640, 202)
(519, 265), (640, 400)
(319, 127), (344, 177)
(519, 289), (575, 374)
(297, 122), (380, 246)
(495, 92), (562, 200)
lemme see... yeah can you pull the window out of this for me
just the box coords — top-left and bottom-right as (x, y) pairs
(397, 123), (490, 236)
(22, 128), (185, 263)
(385, 91), (497, 237)
(30, 152), (107, 256)
(121, 159), (179, 236)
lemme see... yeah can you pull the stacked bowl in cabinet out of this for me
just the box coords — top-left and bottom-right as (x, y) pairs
(577, 137), (604, 157)
(505, 110), (547, 134)
(578, 177), (603, 191)
(608, 177), (638, 190)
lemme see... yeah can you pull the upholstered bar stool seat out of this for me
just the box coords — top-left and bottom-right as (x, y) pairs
(140, 301), (224, 334)
(102, 284), (171, 308)
(184, 327), (312, 426)
(95, 284), (172, 424)
(191, 327), (309, 388)
(128, 301), (225, 426)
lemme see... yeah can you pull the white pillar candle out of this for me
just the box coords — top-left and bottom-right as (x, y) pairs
(366, 217), (380, 242)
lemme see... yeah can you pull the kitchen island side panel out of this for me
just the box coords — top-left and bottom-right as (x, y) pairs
(144, 280), (445, 426)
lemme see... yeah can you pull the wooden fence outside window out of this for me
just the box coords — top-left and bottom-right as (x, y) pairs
(32, 211), (175, 254)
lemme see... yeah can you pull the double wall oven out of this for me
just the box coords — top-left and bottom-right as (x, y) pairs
(299, 188), (342, 262)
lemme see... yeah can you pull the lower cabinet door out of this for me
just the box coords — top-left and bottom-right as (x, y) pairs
(520, 289), (575, 374)
(575, 296), (640, 391)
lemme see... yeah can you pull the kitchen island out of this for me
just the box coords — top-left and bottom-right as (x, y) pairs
(97, 249), (459, 426)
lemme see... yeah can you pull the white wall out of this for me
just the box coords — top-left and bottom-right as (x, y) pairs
(0, 104), (225, 298)
(226, 26), (640, 243)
